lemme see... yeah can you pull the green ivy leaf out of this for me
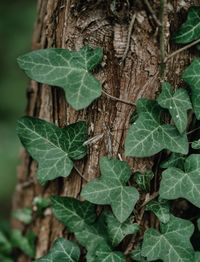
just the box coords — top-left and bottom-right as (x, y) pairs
(197, 218), (200, 231)
(95, 246), (126, 262)
(0, 231), (12, 255)
(125, 99), (188, 157)
(0, 255), (13, 262)
(159, 154), (200, 208)
(51, 196), (96, 232)
(33, 196), (51, 215)
(157, 82), (192, 133)
(106, 212), (139, 247)
(182, 58), (200, 119)
(160, 153), (185, 169)
(134, 171), (154, 192)
(17, 116), (87, 185)
(130, 245), (146, 262)
(35, 238), (80, 262)
(192, 139), (200, 149)
(195, 252), (200, 261)
(173, 6), (200, 44)
(17, 46), (103, 110)
(141, 215), (194, 262)
(145, 200), (170, 224)
(81, 157), (139, 223)
(11, 230), (36, 258)
(12, 208), (32, 224)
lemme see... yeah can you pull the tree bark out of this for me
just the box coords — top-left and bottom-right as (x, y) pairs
(12, 0), (199, 261)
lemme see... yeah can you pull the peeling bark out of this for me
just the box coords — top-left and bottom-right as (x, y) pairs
(12, 1), (199, 260)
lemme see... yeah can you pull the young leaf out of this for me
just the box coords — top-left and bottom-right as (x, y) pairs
(141, 215), (194, 262)
(35, 238), (80, 262)
(173, 6), (200, 44)
(192, 139), (200, 149)
(160, 153), (185, 169)
(33, 196), (51, 214)
(159, 154), (200, 208)
(145, 200), (170, 224)
(182, 58), (200, 119)
(106, 212), (139, 247)
(17, 46), (103, 110)
(81, 157), (139, 223)
(17, 116), (87, 185)
(51, 196), (96, 232)
(12, 208), (32, 224)
(11, 230), (36, 258)
(125, 99), (188, 157)
(157, 82), (192, 133)
(134, 171), (154, 192)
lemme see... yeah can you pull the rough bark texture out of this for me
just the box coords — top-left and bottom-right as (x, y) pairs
(12, 0), (199, 261)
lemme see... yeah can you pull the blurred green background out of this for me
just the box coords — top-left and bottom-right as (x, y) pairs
(0, 0), (36, 213)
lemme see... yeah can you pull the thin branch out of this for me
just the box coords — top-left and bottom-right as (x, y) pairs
(139, 191), (159, 209)
(187, 126), (200, 135)
(73, 165), (88, 182)
(143, 0), (162, 27)
(121, 13), (136, 62)
(159, 0), (166, 79)
(164, 38), (200, 62)
(102, 89), (135, 106)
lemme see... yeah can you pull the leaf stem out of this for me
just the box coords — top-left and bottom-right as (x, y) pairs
(143, 0), (162, 27)
(102, 90), (135, 106)
(139, 191), (159, 209)
(187, 126), (200, 135)
(74, 165), (88, 182)
(164, 38), (200, 62)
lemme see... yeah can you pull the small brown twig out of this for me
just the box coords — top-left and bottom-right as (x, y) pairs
(164, 38), (200, 63)
(121, 13), (136, 62)
(143, 0), (162, 27)
(74, 165), (88, 182)
(139, 191), (159, 209)
(102, 89), (135, 106)
(187, 126), (200, 135)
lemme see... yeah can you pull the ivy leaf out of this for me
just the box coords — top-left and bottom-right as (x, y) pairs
(145, 199), (170, 224)
(157, 82), (192, 133)
(81, 157), (139, 223)
(159, 154), (200, 208)
(160, 153), (185, 169)
(173, 6), (200, 44)
(125, 99), (188, 157)
(192, 139), (200, 149)
(35, 238), (80, 262)
(17, 46), (103, 110)
(51, 196), (96, 232)
(33, 196), (51, 215)
(130, 245), (147, 262)
(0, 231), (12, 255)
(197, 218), (200, 231)
(11, 230), (36, 258)
(182, 58), (200, 119)
(17, 116), (87, 185)
(134, 171), (154, 192)
(141, 215), (194, 262)
(106, 212), (139, 247)
(12, 208), (32, 224)
(95, 246), (126, 262)
(0, 255), (13, 262)
(195, 252), (200, 261)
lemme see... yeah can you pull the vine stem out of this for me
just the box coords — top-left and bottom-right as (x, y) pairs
(102, 90), (135, 106)
(74, 165), (88, 182)
(159, 0), (166, 79)
(164, 38), (200, 62)
(143, 0), (162, 27)
(139, 191), (159, 209)
(187, 126), (200, 135)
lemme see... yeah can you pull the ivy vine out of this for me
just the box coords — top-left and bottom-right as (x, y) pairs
(2, 4), (200, 262)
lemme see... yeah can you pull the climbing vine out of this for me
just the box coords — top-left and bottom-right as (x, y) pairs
(2, 4), (200, 262)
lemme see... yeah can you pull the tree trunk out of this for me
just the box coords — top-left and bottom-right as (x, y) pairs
(12, 0), (199, 261)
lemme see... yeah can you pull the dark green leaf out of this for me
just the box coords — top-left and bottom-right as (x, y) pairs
(182, 58), (200, 119)
(157, 82), (191, 133)
(160, 153), (185, 169)
(17, 117), (87, 185)
(141, 215), (194, 262)
(173, 6), (200, 44)
(17, 46), (103, 110)
(125, 99), (188, 157)
(145, 199), (170, 224)
(134, 171), (154, 192)
(81, 157), (139, 223)
(130, 245), (147, 262)
(195, 252), (200, 261)
(106, 212), (139, 247)
(197, 218), (200, 231)
(159, 154), (200, 208)
(51, 196), (96, 232)
(192, 139), (200, 149)
(0, 231), (12, 255)
(12, 208), (32, 224)
(33, 196), (51, 214)
(0, 255), (13, 262)
(34, 238), (80, 262)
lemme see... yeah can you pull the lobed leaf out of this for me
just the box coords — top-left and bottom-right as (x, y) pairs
(134, 171), (154, 192)
(81, 157), (139, 223)
(173, 6), (200, 44)
(182, 58), (200, 119)
(17, 46), (103, 110)
(145, 200), (170, 224)
(125, 99), (188, 157)
(35, 238), (80, 262)
(159, 154), (200, 208)
(192, 139), (200, 149)
(12, 208), (32, 225)
(157, 82), (191, 133)
(141, 215), (194, 262)
(160, 153), (185, 169)
(17, 116), (87, 185)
